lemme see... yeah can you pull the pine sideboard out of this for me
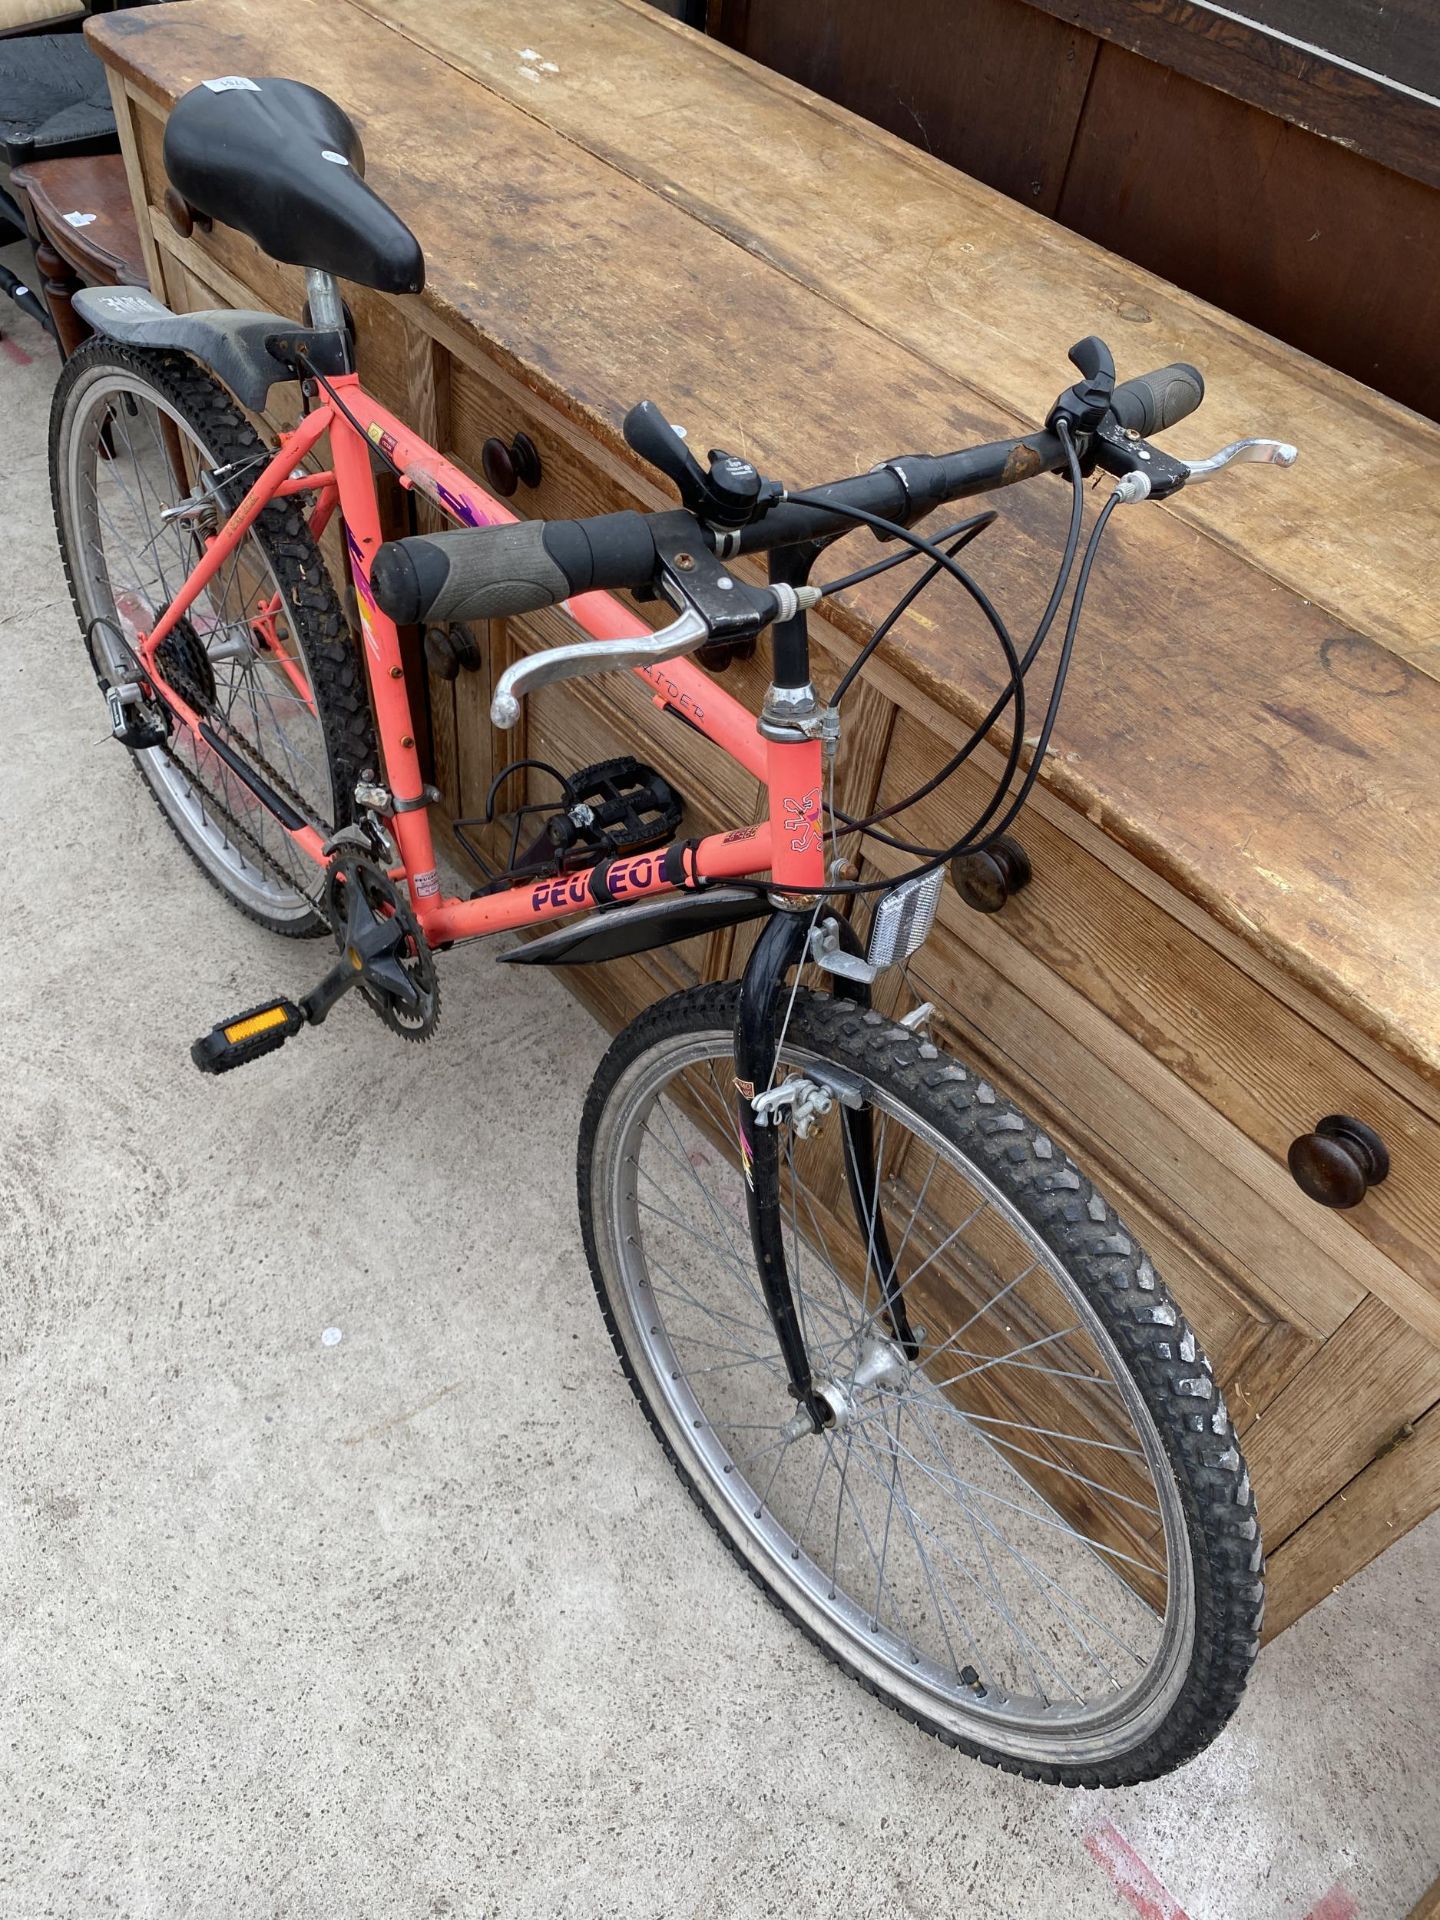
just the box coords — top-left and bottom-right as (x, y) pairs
(89, 0), (1440, 1639)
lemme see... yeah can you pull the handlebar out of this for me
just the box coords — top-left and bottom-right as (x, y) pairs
(369, 358), (1209, 632)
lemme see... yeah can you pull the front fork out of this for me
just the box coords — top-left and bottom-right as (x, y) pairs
(733, 910), (919, 1433)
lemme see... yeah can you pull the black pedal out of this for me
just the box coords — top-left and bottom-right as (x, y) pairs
(191, 998), (305, 1074)
(540, 757), (682, 860)
(456, 756), (684, 895)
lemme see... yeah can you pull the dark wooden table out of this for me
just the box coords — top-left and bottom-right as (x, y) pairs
(710, 0), (1440, 421)
(11, 147), (146, 352)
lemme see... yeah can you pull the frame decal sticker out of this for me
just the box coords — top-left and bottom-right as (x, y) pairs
(783, 786), (822, 854)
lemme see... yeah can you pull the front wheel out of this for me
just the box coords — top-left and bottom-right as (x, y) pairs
(578, 983), (1262, 1786)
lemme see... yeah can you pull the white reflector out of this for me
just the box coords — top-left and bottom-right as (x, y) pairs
(866, 868), (944, 972)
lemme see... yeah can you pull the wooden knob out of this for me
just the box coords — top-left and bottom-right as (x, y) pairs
(1287, 1115), (1390, 1209)
(481, 431), (542, 497)
(423, 623), (483, 682)
(163, 187), (211, 238)
(950, 836), (1032, 913)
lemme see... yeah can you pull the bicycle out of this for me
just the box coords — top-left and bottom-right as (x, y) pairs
(50, 75), (1298, 1786)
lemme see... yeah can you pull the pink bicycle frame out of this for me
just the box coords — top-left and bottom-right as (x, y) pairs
(137, 370), (826, 944)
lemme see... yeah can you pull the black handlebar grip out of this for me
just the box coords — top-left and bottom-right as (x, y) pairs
(370, 512), (658, 626)
(370, 522), (570, 624)
(1109, 363), (1205, 437)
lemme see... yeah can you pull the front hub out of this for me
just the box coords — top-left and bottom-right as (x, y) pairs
(785, 1334), (912, 1439)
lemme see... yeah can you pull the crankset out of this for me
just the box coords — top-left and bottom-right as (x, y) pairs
(322, 855), (440, 1041)
(455, 754), (683, 896)
(190, 854), (439, 1074)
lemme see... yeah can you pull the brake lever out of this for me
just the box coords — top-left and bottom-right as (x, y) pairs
(1179, 438), (1298, 485)
(1100, 421), (1299, 502)
(489, 581), (823, 729)
(490, 606), (711, 729)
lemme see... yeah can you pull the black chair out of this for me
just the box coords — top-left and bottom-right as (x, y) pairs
(0, 5), (163, 337)
(0, 33), (113, 332)
(0, 6), (86, 45)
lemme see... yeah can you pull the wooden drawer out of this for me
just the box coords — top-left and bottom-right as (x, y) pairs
(870, 711), (1440, 1352)
(856, 711), (1440, 1592)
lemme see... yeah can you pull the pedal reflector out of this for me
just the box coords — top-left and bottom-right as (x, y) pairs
(224, 1006), (292, 1044)
(192, 998), (305, 1075)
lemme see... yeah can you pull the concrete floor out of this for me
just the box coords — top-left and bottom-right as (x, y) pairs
(1, 262), (1437, 1920)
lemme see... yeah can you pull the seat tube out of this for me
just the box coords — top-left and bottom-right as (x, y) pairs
(327, 380), (443, 912)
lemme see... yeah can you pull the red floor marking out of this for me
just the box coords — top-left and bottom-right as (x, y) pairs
(1, 336), (34, 366)
(1302, 1889), (1358, 1920)
(1085, 1826), (1358, 1920)
(1085, 1821), (1192, 1920)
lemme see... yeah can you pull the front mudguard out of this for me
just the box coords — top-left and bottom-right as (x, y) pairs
(732, 911), (919, 1421)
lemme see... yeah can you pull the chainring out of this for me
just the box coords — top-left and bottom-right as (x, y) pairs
(324, 854), (440, 1043)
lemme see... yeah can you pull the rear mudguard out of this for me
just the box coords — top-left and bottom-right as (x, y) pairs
(72, 285), (330, 412)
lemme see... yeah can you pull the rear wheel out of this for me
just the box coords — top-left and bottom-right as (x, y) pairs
(578, 984), (1263, 1786)
(50, 341), (376, 935)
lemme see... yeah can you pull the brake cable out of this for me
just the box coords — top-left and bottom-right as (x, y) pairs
(965, 486), (1120, 849)
(824, 421), (1089, 859)
(719, 423), (1125, 899)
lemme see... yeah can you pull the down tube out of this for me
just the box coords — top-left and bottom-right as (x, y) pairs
(424, 822), (775, 944)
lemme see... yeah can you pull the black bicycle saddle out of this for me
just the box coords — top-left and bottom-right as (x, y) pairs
(162, 76), (424, 294)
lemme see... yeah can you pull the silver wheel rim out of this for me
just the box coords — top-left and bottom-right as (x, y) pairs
(591, 1025), (1196, 1769)
(57, 364), (335, 922)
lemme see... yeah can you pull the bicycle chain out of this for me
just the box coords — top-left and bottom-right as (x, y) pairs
(165, 698), (333, 909)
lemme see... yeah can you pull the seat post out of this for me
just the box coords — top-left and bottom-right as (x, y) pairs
(304, 267), (350, 366)
(304, 268), (344, 330)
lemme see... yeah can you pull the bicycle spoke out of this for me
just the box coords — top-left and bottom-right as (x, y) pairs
(907, 1400), (1142, 1682)
(842, 1422), (1068, 1700)
(828, 1196), (991, 1359)
(871, 1405), (1164, 1583)
(884, 1415), (989, 1684)
(935, 1409), (1144, 1461)
(870, 1396), (905, 1631)
(916, 1389), (1168, 1601)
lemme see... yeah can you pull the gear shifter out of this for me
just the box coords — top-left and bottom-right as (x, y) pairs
(623, 400), (779, 529)
(1046, 335), (1117, 438)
